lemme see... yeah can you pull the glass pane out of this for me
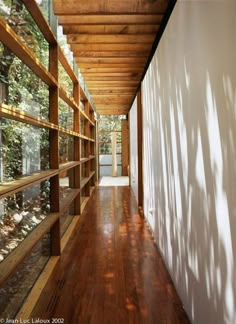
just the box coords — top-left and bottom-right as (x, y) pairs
(0, 42), (49, 120)
(81, 163), (86, 180)
(100, 143), (112, 154)
(80, 100), (85, 111)
(80, 139), (86, 159)
(59, 62), (73, 98)
(59, 98), (74, 131)
(0, 0), (49, 69)
(99, 132), (111, 143)
(90, 125), (95, 140)
(99, 154), (112, 165)
(57, 25), (74, 68)
(90, 142), (95, 156)
(0, 232), (50, 318)
(81, 187), (88, 204)
(100, 165), (112, 177)
(0, 180), (50, 262)
(99, 165), (122, 177)
(90, 157), (95, 173)
(116, 142), (122, 154)
(59, 134), (74, 164)
(38, 0), (50, 22)
(59, 168), (74, 201)
(60, 203), (75, 237)
(98, 115), (122, 132)
(116, 132), (122, 142)
(80, 118), (86, 136)
(0, 118), (49, 183)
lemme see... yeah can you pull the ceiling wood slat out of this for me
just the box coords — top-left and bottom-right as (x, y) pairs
(63, 25), (160, 35)
(67, 34), (155, 44)
(80, 67), (144, 73)
(74, 51), (149, 58)
(58, 15), (163, 26)
(54, 0), (168, 15)
(71, 43), (152, 52)
(75, 57), (147, 64)
(54, 0), (171, 115)
(80, 63), (144, 69)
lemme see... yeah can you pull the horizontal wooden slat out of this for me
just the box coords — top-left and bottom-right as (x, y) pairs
(80, 157), (95, 164)
(59, 87), (78, 111)
(99, 110), (129, 115)
(85, 80), (139, 86)
(59, 161), (81, 172)
(94, 102), (132, 107)
(76, 57), (147, 64)
(80, 109), (95, 126)
(0, 169), (58, 199)
(0, 161), (87, 199)
(67, 34), (155, 44)
(0, 18), (57, 87)
(71, 43), (152, 52)
(81, 171), (96, 189)
(83, 71), (141, 77)
(96, 104), (130, 109)
(93, 93), (133, 98)
(89, 88), (136, 94)
(78, 63), (145, 69)
(54, 0), (170, 116)
(58, 126), (79, 137)
(63, 25), (159, 35)
(58, 14), (163, 25)
(80, 134), (95, 142)
(0, 213), (60, 287)
(23, 0), (57, 44)
(0, 103), (57, 130)
(74, 51), (149, 57)
(94, 100), (132, 106)
(84, 75), (141, 81)
(83, 71), (142, 77)
(58, 47), (78, 83)
(60, 189), (80, 213)
(54, 0), (168, 15)
(88, 84), (137, 89)
(80, 66), (144, 72)
(93, 94), (133, 100)
(79, 85), (88, 101)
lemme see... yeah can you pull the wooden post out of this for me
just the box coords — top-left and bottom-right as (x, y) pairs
(49, 43), (60, 255)
(112, 132), (117, 177)
(121, 119), (129, 176)
(137, 89), (143, 213)
(74, 82), (81, 215)
(85, 101), (90, 196)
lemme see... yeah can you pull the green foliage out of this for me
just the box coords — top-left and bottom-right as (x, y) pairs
(99, 115), (124, 132)
(59, 134), (74, 163)
(0, 1), (74, 221)
(59, 98), (74, 130)
(0, 0), (49, 68)
(98, 115), (124, 154)
(0, 118), (49, 182)
(59, 62), (73, 97)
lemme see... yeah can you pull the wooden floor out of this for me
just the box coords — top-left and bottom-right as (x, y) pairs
(30, 186), (190, 324)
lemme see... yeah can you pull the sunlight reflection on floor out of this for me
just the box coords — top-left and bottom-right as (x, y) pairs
(99, 176), (129, 186)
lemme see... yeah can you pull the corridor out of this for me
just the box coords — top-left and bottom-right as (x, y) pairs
(30, 186), (189, 323)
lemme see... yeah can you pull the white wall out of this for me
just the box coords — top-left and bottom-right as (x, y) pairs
(129, 98), (138, 202)
(141, 1), (236, 323)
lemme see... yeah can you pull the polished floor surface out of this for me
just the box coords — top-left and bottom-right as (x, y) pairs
(31, 187), (190, 324)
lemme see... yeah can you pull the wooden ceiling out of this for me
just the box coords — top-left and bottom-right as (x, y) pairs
(53, 0), (173, 115)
